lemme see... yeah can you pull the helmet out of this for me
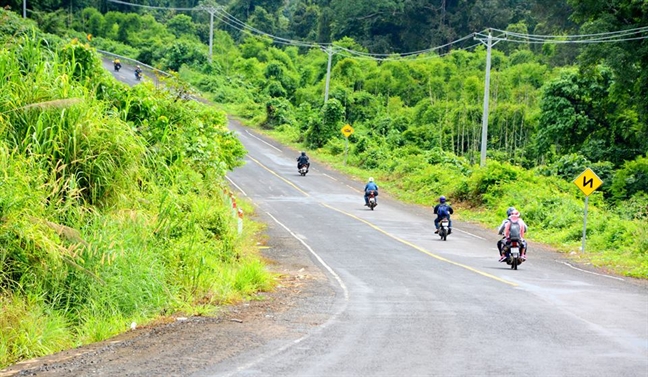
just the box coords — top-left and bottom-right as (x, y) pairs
(136, 65), (141, 68)
(439, 196), (446, 203)
(369, 177), (374, 182)
(506, 207), (516, 216)
(301, 151), (306, 156)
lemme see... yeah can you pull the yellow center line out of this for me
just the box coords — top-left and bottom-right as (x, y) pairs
(248, 155), (310, 197)
(321, 203), (517, 287)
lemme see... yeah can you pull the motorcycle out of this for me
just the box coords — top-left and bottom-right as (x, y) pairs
(502, 240), (525, 270)
(298, 164), (308, 176)
(367, 190), (377, 210)
(438, 217), (451, 241)
(113, 62), (121, 71)
(135, 70), (142, 80)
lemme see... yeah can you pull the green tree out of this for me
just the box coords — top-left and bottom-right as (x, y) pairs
(163, 40), (208, 71)
(568, 0), (648, 125)
(306, 98), (344, 148)
(167, 14), (197, 39)
(537, 66), (645, 165)
(116, 13), (140, 43)
(611, 155), (648, 201)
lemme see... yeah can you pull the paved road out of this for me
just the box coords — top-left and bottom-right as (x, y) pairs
(207, 120), (648, 376)
(100, 58), (147, 86)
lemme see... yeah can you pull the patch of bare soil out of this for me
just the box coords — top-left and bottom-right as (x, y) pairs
(0, 220), (336, 377)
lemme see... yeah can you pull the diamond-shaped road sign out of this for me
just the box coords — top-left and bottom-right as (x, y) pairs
(573, 168), (603, 196)
(341, 124), (354, 138)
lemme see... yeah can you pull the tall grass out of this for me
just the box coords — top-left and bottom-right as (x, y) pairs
(1, 18), (272, 369)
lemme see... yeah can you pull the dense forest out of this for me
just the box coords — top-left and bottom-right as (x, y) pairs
(1, 0), (647, 367)
(3, 0), (580, 53)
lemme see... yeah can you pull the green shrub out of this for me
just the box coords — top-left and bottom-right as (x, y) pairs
(611, 155), (648, 201)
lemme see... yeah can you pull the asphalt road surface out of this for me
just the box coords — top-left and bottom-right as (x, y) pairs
(101, 58), (148, 86)
(213, 120), (648, 377)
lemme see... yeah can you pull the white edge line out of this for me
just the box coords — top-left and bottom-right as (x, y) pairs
(225, 176), (247, 197)
(265, 212), (349, 300)
(346, 185), (362, 193)
(453, 228), (486, 240)
(223, 212), (349, 376)
(323, 173), (338, 181)
(245, 130), (282, 152)
(558, 261), (625, 281)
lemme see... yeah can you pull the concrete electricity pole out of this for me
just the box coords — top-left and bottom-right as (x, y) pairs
(323, 46), (335, 103)
(198, 4), (221, 63)
(475, 31), (504, 167)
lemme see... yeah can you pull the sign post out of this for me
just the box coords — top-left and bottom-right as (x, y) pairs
(573, 168), (603, 253)
(341, 124), (354, 165)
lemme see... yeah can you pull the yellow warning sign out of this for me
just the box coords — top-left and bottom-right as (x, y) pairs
(341, 124), (354, 138)
(573, 168), (603, 196)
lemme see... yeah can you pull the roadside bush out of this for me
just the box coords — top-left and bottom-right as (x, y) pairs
(611, 155), (648, 202)
(261, 97), (295, 129)
(463, 161), (521, 204)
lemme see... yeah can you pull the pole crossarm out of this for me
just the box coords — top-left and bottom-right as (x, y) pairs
(196, 5), (221, 13)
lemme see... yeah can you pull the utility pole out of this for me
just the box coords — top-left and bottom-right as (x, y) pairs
(198, 4), (220, 63)
(475, 31), (504, 167)
(323, 46), (334, 103)
(23, 0), (26, 17)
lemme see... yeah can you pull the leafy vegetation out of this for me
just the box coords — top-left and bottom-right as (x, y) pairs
(13, 0), (640, 276)
(1, 0), (647, 367)
(0, 10), (273, 368)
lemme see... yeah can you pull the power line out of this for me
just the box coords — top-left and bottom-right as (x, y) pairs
(105, 0), (648, 59)
(484, 26), (648, 44)
(107, 0), (193, 11)
(214, 8), (321, 49)
(105, 0), (486, 61)
(491, 26), (648, 39)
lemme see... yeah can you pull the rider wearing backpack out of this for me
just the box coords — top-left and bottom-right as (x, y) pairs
(500, 210), (528, 262)
(497, 207), (524, 256)
(434, 196), (454, 234)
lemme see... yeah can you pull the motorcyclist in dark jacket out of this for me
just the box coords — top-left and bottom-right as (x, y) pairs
(433, 196), (454, 233)
(296, 151), (310, 170)
(364, 177), (378, 206)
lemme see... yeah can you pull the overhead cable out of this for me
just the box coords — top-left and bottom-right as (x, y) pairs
(107, 0), (193, 11)
(484, 26), (648, 44)
(490, 26), (648, 39)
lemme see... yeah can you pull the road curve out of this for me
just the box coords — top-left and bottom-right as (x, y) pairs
(204, 120), (648, 377)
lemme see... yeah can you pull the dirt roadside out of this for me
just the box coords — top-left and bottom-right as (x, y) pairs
(0, 213), (337, 377)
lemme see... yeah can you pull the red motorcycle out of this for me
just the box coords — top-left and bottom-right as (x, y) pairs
(367, 190), (377, 210)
